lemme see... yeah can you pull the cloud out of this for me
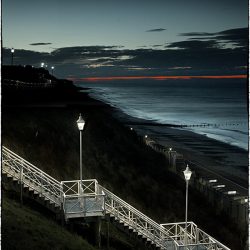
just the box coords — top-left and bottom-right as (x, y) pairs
(180, 27), (248, 48)
(166, 40), (219, 50)
(152, 44), (164, 47)
(146, 28), (166, 32)
(29, 42), (52, 46)
(179, 32), (213, 37)
(2, 28), (247, 78)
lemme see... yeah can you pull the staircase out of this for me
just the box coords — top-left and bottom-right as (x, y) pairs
(2, 146), (230, 250)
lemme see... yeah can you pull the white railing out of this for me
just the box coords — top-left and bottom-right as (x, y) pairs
(100, 185), (230, 250)
(99, 185), (178, 249)
(2, 146), (62, 207)
(61, 179), (105, 219)
(160, 222), (230, 250)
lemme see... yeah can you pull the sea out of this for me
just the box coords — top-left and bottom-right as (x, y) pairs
(78, 78), (248, 151)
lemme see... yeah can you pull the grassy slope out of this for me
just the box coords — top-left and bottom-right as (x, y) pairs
(2, 196), (97, 250)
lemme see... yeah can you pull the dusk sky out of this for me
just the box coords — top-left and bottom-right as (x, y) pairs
(2, 0), (248, 80)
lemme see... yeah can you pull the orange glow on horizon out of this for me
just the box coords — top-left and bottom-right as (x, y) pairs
(68, 74), (247, 82)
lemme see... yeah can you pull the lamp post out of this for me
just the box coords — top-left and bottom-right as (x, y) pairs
(76, 114), (85, 200)
(168, 147), (172, 166)
(51, 66), (54, 75)
(11, 48), (15, 65)
(183, 165), (192, 247)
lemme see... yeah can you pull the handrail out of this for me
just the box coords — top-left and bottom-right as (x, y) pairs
(2, 146), (62, 205)
(2, 146), (61, 187)
(99, 185), (179, 248)
(99, 185), (167, 230)
(100, 185), (230, 249)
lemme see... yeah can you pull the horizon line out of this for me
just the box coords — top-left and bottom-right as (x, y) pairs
(68, 74), (248, 82)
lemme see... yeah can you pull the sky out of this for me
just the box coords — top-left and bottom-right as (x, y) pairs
(2, 0), (249, 80)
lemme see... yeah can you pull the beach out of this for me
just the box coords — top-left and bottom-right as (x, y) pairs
(109, 103), (248, 188)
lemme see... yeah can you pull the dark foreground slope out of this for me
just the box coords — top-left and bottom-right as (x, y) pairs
(2, 66), (247, 250)
(2, 195), (97, 250)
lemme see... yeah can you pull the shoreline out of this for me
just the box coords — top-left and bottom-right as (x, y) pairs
(90, 92), (248, 188)
(85, 87), (248, 152)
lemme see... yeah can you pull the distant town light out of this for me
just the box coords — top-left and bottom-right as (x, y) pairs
(11, 48), (15, 65)
(130, 127), (133, 131)
(145, 135), (148, 138)
(41, 62), (45, 67)
(169, 147), (172, 151)
(51, 66), (55, 75)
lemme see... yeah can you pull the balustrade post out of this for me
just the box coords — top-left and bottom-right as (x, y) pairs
(20, 164), (23, 206)
(196, 228), (199, 244)
(79, 180), (84, 208)
(60, 182), (65, 226)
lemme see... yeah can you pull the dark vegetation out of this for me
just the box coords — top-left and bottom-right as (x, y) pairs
(2, 65), (247, 250)
(2, 195), (97, 250)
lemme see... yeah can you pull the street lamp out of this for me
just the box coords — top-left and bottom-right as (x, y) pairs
(183, 165), (192, 247)
(168, 147), (172, 166)
(51, 66), (54, 75)
(41, 62), (45, 68)
(76, 114), (85, 200)
(11, 48), (15, 65)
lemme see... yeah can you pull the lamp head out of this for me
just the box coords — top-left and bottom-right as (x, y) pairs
(77, 113), (85, 131)
(183, 165), (192, 181)
(51, 66), (54, 69)
(11, 48), (15, 53)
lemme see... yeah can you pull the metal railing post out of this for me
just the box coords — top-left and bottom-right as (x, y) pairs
(20, 164), (23, 206)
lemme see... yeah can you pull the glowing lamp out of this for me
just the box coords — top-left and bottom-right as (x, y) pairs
(183, 165), (192, 181)
(77, 114), (85, 131)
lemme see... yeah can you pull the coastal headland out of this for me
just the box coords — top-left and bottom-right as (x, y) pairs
(2, 65), (248, 250)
